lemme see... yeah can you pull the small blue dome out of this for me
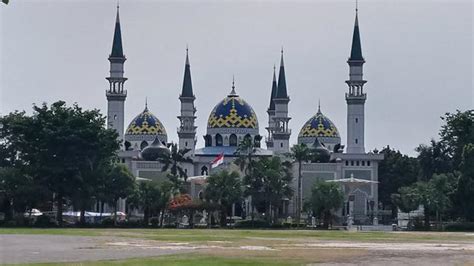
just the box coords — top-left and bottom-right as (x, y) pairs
(207, 92), (258, 129)
(126, 106), (167, 137)
(299, 109), (339, 138)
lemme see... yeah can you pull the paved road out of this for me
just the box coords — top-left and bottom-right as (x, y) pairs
(0, 234), (185, 265)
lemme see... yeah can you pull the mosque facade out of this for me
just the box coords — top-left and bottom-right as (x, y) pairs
(106, 6), (383, 224)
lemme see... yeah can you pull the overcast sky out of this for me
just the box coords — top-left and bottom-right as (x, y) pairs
(1, 0), (472, 156)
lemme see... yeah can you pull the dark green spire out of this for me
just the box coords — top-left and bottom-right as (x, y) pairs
(349, 11), (363, 61)
(276, 49), (288, 99)
(181, 48), (194, 97)
(268, 66), (277, 110)
(110, 6), (124, 59)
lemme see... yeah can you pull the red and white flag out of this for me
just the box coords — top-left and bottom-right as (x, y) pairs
(211, 153), (224, 168)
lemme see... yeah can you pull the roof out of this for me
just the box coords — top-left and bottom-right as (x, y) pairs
(194, 146), (273, 156)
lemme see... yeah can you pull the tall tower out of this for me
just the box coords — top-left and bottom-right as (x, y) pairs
(272, 50), (291, 153)
(265, 66), (277, 149)
(177, 48), (197, 155)
(345, 8), (366, 154)
(106, 5), (127, 146)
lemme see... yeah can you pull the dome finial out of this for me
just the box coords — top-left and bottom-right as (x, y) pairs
(144, 97), (148, 110)
(185, 44), (189, 65)
(229, 75), (237, 96)
(318, 99), (321, 113)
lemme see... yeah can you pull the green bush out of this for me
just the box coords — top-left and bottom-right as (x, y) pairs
(445, 222), (474, 231)
(34, 215), (56, 227)
(101, 217), (115, 227)
(234, 220), (270, 228)
(149, 217), (160, 227)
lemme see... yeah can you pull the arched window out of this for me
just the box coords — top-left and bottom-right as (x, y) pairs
(254, 135), (262, 148)
(140, 141), (148, 150)
(244, 134), (251, 142)
(124, 141), (131, 151)
(201, 166), (208, 176)
(215, 134), (223, 146)
(204, 135), (212, 147)
(229, 134), (238, 146)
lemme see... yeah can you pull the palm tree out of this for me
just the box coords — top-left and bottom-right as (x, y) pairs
(158, 143), (193, 192)
(290, 143), (312, 227)
(234, 136), (257, 175)
(253, 157), (294, 224)
(204, 170), (242, 227)
(308, 181), (344, 229)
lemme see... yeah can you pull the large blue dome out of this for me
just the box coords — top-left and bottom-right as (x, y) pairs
(207, 92), (258, 130)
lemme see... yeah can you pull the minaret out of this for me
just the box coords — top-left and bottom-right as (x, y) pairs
(106, 5), (127, 147)
(345, 7), (366, 154)
(177, 48), (197, 155)
(272, 50), (291, 153)
(265, 66), (277, 149)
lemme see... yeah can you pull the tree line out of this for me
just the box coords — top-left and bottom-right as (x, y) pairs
(377, 110), (474, 227)
(1, 101), (472, 229)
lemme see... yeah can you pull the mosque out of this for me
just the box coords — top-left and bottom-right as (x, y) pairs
(105, 6), (383, 224)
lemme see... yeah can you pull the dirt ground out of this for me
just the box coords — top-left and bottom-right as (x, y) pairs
(1, 233), (474, 265)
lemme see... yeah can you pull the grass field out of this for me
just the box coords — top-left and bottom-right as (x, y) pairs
(2, 228), (474, 266)
(11, 255), (302, 266)
(1, 227), (473, 242)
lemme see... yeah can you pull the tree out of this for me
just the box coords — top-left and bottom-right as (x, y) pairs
(307, 182), (343, 229)
(1, 101), (119, 226)
(252, 157), (293, 223)
(456, 143), (474, 221)
(99, 164), (135, 223)
(0, 167), (48, 221)
(394, 173), (456, 229)
(376, 146), (418, 217)
(440, 110), (474, 169)
(415, 140), (452, 181)
(2, 0), (8, 5)
(290, 143), (312, 226)
(129, 182), (162, 225)
(204, 170), (242, 227)
(158, 143), (192, 192)
(391, 185), (420, 214)
(428, 173), (456, 226)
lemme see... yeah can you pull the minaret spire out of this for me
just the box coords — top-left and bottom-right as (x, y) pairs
(349, 3), (364, 62)
(181, 47), (193, 97)
(276, 49), (288, 99)
(268, 65), (277, 111)
(110, 4), (125, 60)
